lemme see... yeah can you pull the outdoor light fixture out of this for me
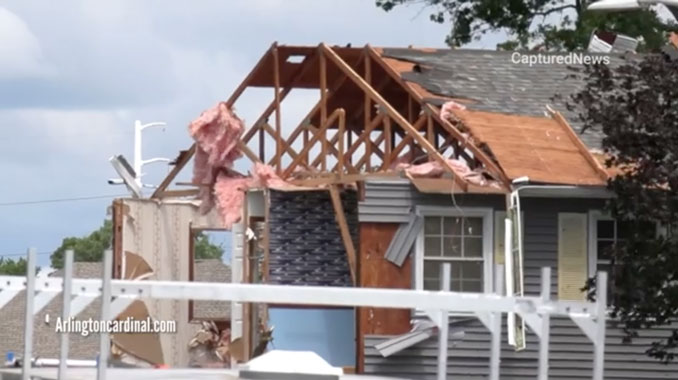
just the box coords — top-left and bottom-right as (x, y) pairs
(109, 155), (142, 198)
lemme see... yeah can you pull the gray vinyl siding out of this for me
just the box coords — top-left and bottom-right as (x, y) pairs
(365, 318), (678, 380)
(359, 180), (414, 223)
(360, 182), (678, 378)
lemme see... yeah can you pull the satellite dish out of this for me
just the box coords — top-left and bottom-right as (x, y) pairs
(109, 155), (142, 198)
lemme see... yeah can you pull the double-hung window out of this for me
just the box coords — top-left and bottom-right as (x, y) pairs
(415, 207), (493, 293)
(588, 211), (658, 278)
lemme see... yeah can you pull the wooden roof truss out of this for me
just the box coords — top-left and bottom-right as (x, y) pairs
(152, 43), (510, 198)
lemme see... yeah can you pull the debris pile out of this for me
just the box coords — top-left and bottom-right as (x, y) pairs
(188, 321), (231, 368)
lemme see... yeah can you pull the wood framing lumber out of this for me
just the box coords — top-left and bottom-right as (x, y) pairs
(321, 43), (468, 191)
(283, 108), (345, 178)
(273, 46), (282, 173)
(242, 50), (320, 143)
(158, 189), (200, 198)
(151, 144), (196, 198)
(364, 45), (509, 187)
(329, 185), (357, 285)
(548, 107), (609, 182)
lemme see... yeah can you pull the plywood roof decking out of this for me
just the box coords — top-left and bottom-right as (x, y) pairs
(453, 109), (607, 186)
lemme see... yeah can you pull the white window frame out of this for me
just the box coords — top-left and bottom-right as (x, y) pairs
(587, 210), (661, 278)
(414, 206), (494, 294)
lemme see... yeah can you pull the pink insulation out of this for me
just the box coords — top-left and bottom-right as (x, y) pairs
(440, 100), (467, 122)
(397, 159), (499, 188)
(189, 102), (297, 229)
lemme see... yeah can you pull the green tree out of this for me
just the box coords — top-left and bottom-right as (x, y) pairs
(0, 257), (30, 275)
(376, 0), (673, 51)
(569, 52), (678, 361)
(50, 220), (113, 269)
(194, 232), (225, 260)
(50, 220), (225, 269)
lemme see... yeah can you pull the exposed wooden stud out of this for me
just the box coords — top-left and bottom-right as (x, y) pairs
(283, 108), (345, 178)
(323, 44), (468, 191)
(550, 108), (609, 181)
(258, 125), (265, 161)
(159, 189), (200, 198)
(320, 48), (328, 172)
(364, 45), (507, 188)
(151, 144), (196, 198)
(383, 117), (392, 169)
(289, 172), (395, 187)
(339, 111), (346, 178)
(242, 50), (320, 144)
(261, 123), (302, 164)
(329, 185), (357, 285)
(364, 51), (372, 173)
(344, 114), (385, 159)
(273, 46), (282, 174)
(427, 114), (435, 160)
(238, 141), (261, 164)
(390, 115), (426, 159)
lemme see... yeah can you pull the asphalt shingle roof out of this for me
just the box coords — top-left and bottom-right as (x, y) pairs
(0, 262), (103, 361)
(0, 259), (232, 361)
(382, 48), (630, 150)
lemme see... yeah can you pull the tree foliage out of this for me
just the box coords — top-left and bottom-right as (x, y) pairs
(376, 0), (672, 51)
(51, 220), (114, 269)
(50, 220), (225, 269)
(194, 232), (225, 260)
(0, 257), (30, 275)
(569, 52), (678, 362)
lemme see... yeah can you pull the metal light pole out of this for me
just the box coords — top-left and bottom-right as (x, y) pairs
(133, 120), (171, 189)
(109, 120), (171, 197)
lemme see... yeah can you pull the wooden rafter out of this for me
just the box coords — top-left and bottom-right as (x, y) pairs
(364, 45), (510, 188)
(320, 43), (469, 191)
(152, 144), (197, 199)
(283, 108), (346, 178)
(329, 185), (357, 285)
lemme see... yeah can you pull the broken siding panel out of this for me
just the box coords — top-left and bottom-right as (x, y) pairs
(119, 199), (223, 367)
(384, 213), (423, 266)
(359, 180), (414, 223)
(267, 189), (357, 286)
(364, 318), (678, 380)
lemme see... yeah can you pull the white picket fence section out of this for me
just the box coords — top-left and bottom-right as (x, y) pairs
(0, 249), (608, 380)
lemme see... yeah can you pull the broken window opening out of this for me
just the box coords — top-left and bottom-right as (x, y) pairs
(189, 228), (232, 324)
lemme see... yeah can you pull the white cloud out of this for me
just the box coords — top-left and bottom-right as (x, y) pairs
(0, 7), (52, 79)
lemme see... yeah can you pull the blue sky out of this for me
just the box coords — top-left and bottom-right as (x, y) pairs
(0, 0), (506, 268)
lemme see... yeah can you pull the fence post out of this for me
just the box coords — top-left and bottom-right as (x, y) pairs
(437, 263), (451, 380)
(97, 250), (113, 380)
(58, 250), (74, 380)
(22, 248), (37, 380)
(537, 267), (552, 380)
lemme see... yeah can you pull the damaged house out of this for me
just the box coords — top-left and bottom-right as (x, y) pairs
(111, 43), (678, 378)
